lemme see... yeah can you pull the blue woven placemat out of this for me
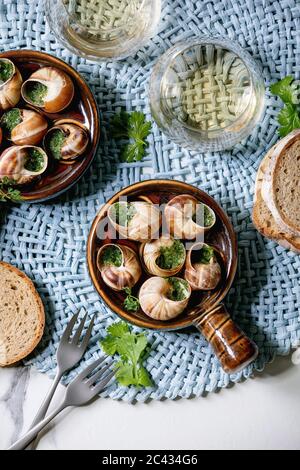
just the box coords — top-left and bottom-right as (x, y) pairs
(0, 0), (300, 402)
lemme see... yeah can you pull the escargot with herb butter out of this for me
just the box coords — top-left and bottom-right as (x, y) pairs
(184, 243), (221, 291)
(108, 201), (161, 242)
(140, 236), (186, 277)
(0, 59), (23, 112)
(97, 243), (142, 291)
(44, 119), (89, 163)
(165, 194), (216, 239)
(139, 276), (191, 321)
(0, 145), (48, 185)
(21, 67), (74, 113)
(0, 108), (48, 146)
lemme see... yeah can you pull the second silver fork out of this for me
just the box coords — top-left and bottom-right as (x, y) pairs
(27, 312), (96, 450)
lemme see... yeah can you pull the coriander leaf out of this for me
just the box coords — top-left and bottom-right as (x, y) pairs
(100, 335), (119, 356)
(111, 111), (130, 139)
(107, 321), (130, 337)
(122, 141), (146, 163)
(137, 366), (153, 387)
(277, 103), (300, 137)
(111, 110), (152, 163)
(114, 361), (139, 387)
(270, 76), (297, 104)
(123, 287), (140, 312)
(99, 321), (153, 388)
(0, 178), (22, 203)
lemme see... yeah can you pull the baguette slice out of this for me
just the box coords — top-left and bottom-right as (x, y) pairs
(0, 262), (45, 366)
(253, 142), (300, 253)
(261, 129), (300, 236)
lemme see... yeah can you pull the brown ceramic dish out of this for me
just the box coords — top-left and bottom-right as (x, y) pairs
(87, 180), (258, 373)
(0, 50), (100, 202)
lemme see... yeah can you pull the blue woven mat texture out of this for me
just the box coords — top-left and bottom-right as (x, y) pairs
(0, 0), (300, 402)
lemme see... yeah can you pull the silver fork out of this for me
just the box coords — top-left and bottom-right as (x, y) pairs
(9, 357), (115, 450)
(26, 312), (95, 449)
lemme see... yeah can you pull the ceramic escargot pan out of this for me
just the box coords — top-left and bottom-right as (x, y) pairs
(0, 50), (100, 202)
(87, 180), (258, 374)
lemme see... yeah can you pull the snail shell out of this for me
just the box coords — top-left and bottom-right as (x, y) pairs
(0, 145), (48, 185)
(165, 195), (216, 240)
(0, 59), (23, 112)
(21, 67), (74, 113)
(44, 119), (89, 163)
(1, 108), (48, 146)
(184, 243), (221, 291)
(140, 236), (186, 277)
(108, 201), (161, 242)
(97, 243), (142, 291)
(139, 277), (191, 321)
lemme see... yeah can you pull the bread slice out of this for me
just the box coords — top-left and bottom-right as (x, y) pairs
(253, 141), (300, 253)
(261, 129), (300, 236)
(0, 262), (45, 366)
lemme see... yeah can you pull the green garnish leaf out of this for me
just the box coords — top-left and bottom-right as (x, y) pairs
(167, 277), (190, 302)
(277, 103), (300, 137)
(270, 76), (300, 136)
(100, 321), (152, 388)
(0, 177), (22, 203)
(111, 111), (152, 163)
(123, 287), (140, 312)
(270, 76), (298, 105)
(156, 239), (185, 270)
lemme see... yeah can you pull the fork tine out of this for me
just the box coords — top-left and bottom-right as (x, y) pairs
(76, 357), (106, 381)
(60, 313), (79, 343)
(79, 314), (96, 351)
(92, 370), (115, 394)
(71, 312), (88, 345)
(86, 361), (114, 386)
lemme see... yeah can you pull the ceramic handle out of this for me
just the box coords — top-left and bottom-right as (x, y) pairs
(193, 304), (258, 374)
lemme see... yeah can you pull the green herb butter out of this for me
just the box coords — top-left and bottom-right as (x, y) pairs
(167, 278), (189, 302)
(49, 129), (65, 160)
(198, 245), (214, 264)
(26, 81), (48, 106)
(1, 109), (22, 137)
(111, 202), (136, 227)
(0, 60), (13, 83)
(24, 148), (45, 173)
(193, 204), (214, 227)
(101, 245), (122, 267)
(156, 239), (185, 270)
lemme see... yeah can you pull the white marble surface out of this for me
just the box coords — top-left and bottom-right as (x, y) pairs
(1, 356), (300, 450)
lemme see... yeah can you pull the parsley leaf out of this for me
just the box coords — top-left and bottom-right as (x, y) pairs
(111, 111), (152, 163)
(123, 287), (140, 312)
(0, 177), (22, 203)
(277, 103), (300, 137)
(270, 76), (300, 137)
(100, 321), (153, 388)
(270, 76), (298, 105)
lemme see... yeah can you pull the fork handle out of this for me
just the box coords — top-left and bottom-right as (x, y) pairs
(25, 371), (63, 450)
(8, 403), (66, 451)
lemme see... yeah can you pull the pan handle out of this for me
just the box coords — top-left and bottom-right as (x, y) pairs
(193, 304), (258, 374)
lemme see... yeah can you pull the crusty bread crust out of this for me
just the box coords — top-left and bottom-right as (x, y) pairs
(253, 141), (300, 253)
(0, 261), (45, 366)
(261, 129), (300, 236)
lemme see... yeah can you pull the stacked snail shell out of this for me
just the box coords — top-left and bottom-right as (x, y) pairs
(97, 195), (223, 322)
(0, 57), (90, 188)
